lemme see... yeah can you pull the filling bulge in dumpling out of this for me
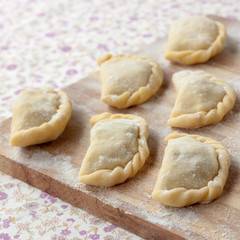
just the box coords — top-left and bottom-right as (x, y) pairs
(165, 16), (227, 65)
(100, 57), (152, 96)
(10, 88), (72, 147)
(98, 54), (163, 109)
(159, 136), (219, 190)
(80, 118), (139, 175)
(171, 71), (226, 117)
(11, 90), (60, 133)
(168, 16), (219, 51)
(152, 132), (231, 207)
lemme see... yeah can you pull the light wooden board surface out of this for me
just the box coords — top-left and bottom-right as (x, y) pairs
(0, 16), (240, 240)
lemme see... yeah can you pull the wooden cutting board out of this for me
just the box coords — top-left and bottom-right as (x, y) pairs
(0, 16), (240, 240)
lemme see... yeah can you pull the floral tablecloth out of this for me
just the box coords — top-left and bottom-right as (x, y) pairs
(0, 0), (239, 239)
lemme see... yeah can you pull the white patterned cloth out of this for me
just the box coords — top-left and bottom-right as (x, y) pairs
(0, 0), (239, 239)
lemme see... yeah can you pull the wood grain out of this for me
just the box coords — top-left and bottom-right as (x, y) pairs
(0, 16), (240, 239)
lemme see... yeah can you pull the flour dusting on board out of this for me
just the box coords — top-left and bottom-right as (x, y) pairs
(0, 133), (80, 185)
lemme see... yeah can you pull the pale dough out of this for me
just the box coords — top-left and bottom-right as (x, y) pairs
(152, 132), (230, 207)
(168, 70), (236, 128)
(165, 16), (226, 65)
(79, 112), (149, 186)
(97, 54), (163, 108)
(10, 89), (72, 146)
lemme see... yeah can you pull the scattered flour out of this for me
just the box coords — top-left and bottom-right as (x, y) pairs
(0, 133), (80, 187)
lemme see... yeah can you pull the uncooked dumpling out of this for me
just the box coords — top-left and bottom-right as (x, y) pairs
(152, 132), (230, 207)
(10, 89), (72, 146)
(97, 54), (163, 108)
(79, 112), (149, 186)
(165, 16), (226, 65)
(168, 70), (236, 128)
